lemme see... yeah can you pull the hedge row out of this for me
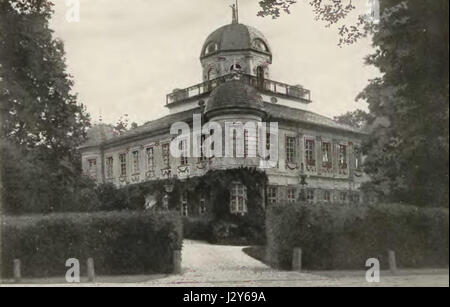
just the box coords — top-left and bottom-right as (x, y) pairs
(1, 211), (182, 278)
(266, 203), (449, 270)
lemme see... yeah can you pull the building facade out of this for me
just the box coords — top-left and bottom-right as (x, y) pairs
(80, 16), (369, 215)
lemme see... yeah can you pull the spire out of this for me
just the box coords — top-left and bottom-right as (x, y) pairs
(231, 0), (239, 24)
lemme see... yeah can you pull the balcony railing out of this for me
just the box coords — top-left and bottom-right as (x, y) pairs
(166, 73), (311, 105)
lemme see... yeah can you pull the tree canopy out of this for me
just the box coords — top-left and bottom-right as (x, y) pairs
(0, 0), (92, 214)
(259, 0), (449, 207)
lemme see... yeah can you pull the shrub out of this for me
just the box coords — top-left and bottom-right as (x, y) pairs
(266, 202), (449, 270)
(182, 217), (212, 241)
(1, 211), (182, 278)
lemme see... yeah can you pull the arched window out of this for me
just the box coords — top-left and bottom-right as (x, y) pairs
(230, 63), (242, 72)
(253, 39), (269, 52)
(257, 66), (265, 88)
(204, 42), (218, 55)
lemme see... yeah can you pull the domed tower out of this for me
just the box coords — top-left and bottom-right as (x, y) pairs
(200, 7), (272, 82)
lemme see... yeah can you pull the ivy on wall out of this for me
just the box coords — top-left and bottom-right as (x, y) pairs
(107, 167), (268, 244)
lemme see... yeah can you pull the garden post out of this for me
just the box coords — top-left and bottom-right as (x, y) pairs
(87, 258), (95, 282)
(388, 250), (397, 274)
(173, 250), (182, 274)
(13, 259), (21, 283)
(292, 248), (302, 271)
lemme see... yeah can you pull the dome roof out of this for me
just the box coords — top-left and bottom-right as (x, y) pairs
(205, 79), (265, 117)
(201, 23), (271, 58)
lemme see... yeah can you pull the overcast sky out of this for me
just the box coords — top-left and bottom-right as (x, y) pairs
(50, 0), (380, 125)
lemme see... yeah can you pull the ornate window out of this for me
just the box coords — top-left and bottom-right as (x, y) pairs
(204, 42), (218, 55)
(106, 157), (114, 179)
(162, 143), (170, 168)
(339, 144), (347, 169)
(230, 183), (247, 214)
(286, 136), (296, 164)
(322, 142), (332, 168)
(146, 147), (155, 171)
(305, 139), (316, 166)
(230, 63), (242, 72)
(181, 191), (188, 217)
(340, 192), (347, 202)
(119, 153), (127, 177)
(253, 38), (269, 52)
(306, 189), (315, 202)
(198, 135), (208, 163)
(87, 159), (97, 179)
(268, 186), (278, 204)
(354, 146), (362, 170)
(179, 139), (188, 166)
(199, 194), (207, 215)
(324, 191), (331, 202)
(287, 188), (297, 203)
(132, 150), (140, 173)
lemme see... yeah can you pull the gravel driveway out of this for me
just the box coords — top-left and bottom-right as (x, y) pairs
(2, 240), (448, 287)
(142, 240), (449, 287)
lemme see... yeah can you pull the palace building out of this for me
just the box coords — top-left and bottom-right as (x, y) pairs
(80, 11), (369, 215)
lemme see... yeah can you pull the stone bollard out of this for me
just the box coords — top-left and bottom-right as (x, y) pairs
(388, 250), (397, 274)
(87, 258), (95, 282)
(173, 250), (182, 274)
(292, 248), (302, 272)
(13, 259), (21, 283)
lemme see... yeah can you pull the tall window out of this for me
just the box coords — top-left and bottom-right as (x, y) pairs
(162, 143), (170, 168)
(106, 157), (114, 179)
(181, 191), (188, 217)
(322, 142), (332, 168)
(146, 147), (155, 171)
(199, 135), (207, 162)
(287, 188), (297, 203)
(88, 159), (97, 178)
(119, 153), (127, 177)
(323, 191), (331, 202)
(230, 183), (247, 214)
(354, 147), (361, 169)
(268, 187), (278, 204)
(132, 150), (140, 173)
(339, 144), (347, 168)
(340, 192), (347, 202)
(306, 189), (314, 202)
(244, 130), (249, 158)
(179, 139), (188, 166)
(286, 136), (296, 164)
(199, 194), (207, 215)
(305, 139), (315, 166)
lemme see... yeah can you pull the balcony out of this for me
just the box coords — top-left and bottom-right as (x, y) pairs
(166, 73), (311, 106)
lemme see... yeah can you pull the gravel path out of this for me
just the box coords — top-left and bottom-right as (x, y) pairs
(142, 240), (449, 287)
(2, 240), (448, 287)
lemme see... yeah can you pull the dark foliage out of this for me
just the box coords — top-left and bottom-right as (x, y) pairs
(266, 202), (449, 270)
(1, 211), (183, 278)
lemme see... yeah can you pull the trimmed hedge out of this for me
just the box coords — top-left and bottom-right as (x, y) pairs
(1, 211), (182, 278)
(183, 217), (212, 241)
(266, 203), (449, 270)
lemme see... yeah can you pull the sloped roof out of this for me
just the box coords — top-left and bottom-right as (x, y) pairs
(263, 103), (364, 134)
(82, 103), (363, 149)
(205, 80), (265, 115)
(201, 23), (271, 58)
(81, 108), (201, 148)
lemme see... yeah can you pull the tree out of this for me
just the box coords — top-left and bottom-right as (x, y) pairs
(0, 0), (92, 214)
(334, 109), (373, 130)
(258, 0), (375, 46)
(358, 0), (449, 207)
(259, 0), (449, 207)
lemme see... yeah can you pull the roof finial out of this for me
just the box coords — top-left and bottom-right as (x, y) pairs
(230, 0), (239, 24)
